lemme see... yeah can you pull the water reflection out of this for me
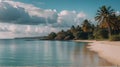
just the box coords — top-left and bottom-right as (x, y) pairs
(0, 40), (114, 66)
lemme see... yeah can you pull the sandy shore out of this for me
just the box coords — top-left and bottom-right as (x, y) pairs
(74, 40), (97, 43)
(74, 40), (120, 65)
(74, 40), (120, 45)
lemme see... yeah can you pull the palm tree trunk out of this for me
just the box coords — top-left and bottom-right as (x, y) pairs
(107, 23), (112, 37)
(106, 18), (112, 37)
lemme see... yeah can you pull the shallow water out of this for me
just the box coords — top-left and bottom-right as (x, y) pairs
(0, 39), (114, 67)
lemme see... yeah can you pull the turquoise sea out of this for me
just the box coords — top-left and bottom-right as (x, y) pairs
(0, 39), (114, 67)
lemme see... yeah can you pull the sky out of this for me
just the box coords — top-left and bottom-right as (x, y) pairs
(0, 0), (120, 39)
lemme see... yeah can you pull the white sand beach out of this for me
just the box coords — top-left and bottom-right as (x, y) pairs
(74, 40), (120, 65)
(84, 41), (120, 66)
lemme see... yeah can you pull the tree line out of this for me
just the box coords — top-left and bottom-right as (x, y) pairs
(47, 5), (120, 41)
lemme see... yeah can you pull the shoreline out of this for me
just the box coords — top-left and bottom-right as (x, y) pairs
(74, 40), (97, 43)
(74, 40), (120, 45)
(74, 40), (120, 65)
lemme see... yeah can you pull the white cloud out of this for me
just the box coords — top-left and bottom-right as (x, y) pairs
(115, 11), (120, 16)
(77, 12), (86, 18)
(0, 0), (87, 38)
(0, 0), (86, 25)
(0, 0), (12, 2)
(0, 23), (65, 38)
(0, 1), (58, 25)
(57, 10), (86, 27)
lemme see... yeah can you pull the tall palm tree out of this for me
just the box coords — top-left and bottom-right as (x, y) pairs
(95, 5), (114, 37)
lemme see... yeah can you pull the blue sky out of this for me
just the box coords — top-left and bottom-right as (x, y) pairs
(0, 0), (120, 38)
(15, 0), (120, 18)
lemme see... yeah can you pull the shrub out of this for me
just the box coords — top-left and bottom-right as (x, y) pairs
(94, 29), (108, 39)
(48, 32), (57, 40)
(74, 31), (88, 40)
(109, 34), (120, 41)
(88, 34), (94, 40)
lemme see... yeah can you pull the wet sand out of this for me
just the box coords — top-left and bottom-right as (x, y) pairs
(74, 40), (120, 66)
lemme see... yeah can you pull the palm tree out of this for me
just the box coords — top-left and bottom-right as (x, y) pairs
(95, 5), (114, 37)
(109, 14), (120, 34)
(82, 19), (92, 32)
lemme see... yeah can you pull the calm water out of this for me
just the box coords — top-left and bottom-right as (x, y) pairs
(0, 39), (114, 67)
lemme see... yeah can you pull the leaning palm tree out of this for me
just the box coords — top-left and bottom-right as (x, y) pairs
(95, 5), (114, 37)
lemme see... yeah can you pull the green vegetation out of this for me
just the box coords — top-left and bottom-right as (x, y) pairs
(47, 19), (94, 40)
(109, 34), (120, 41)
(94, 29), (108, 39)
(95, 5), (114, 37)
(46, 5), (120, 41)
